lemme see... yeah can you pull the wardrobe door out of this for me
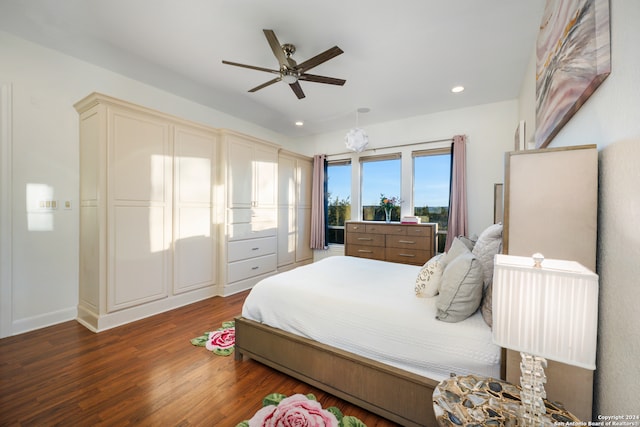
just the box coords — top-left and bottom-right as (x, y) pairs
(173, 126), (217, 294)
(108, 109), (172, 311)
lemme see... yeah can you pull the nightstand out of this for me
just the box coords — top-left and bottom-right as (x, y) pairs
(432, 374), (581, 426)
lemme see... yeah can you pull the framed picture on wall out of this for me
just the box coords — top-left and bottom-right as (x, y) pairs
(494, 183), (504, 224)
(514, 120), (526, 151)
(535, 0), (611, 148)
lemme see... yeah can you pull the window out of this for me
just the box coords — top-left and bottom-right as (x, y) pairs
(327, 161), (351, 244)
(413, 149), (451, 253)
(361, 155), (401, 221)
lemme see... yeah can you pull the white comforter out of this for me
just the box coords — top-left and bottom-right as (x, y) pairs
(241, 256), (501, 381)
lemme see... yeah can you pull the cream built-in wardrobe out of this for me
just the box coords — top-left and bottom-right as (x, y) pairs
(75, 93), (219, 332)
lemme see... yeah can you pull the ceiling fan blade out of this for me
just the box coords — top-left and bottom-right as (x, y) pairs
(248, 78), (281, 92)
(299, 74), (346, 86)
(289, 82), (306, 99)
(263, 29), (288, 67)
(222, 60), (280, 75)
(296, 46), (343, 73)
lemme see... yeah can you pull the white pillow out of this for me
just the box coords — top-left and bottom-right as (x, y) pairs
(415, 254), (444, 297)
(440, 237), (470, 267)
(471, 223), (503, 289)
(436, 251), (484, 322)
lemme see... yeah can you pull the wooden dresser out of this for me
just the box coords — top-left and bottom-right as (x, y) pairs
(344, 221), (436, 266)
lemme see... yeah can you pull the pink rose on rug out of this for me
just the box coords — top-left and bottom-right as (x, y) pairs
(248, 394), (339, 427)
(205, 327), (235, 351)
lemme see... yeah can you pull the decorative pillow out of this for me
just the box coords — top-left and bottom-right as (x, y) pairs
(440, 237), (471, 267)
(415, 254), (445, 297)
(436, 251), (484, 323)
(457, 235), (476, 251)
(471, 223), (503, 289)
(480, 282), (493, 327)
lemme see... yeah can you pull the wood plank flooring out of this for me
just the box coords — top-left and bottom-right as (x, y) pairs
(0, 291), (399, 426)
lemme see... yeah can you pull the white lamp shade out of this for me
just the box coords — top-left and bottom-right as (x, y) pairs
(345, 128), (369, 152)
(492, 254), (599, 370)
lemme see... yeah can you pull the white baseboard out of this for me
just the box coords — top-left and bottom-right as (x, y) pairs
(12, 306), (77, 336)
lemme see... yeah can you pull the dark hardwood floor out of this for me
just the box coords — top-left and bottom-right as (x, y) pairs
(0, 291), (399, 426)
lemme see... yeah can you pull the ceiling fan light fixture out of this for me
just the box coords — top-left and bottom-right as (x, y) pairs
(280, 68), (299, 84)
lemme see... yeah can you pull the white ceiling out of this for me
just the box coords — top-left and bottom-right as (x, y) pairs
(0, 0), (545, 138)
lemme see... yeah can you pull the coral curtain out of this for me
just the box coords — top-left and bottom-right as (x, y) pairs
(444, 135), (468, 252)
(310, 154), (328, 250)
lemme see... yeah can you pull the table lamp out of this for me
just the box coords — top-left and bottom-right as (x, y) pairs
(492, 253), (599, 425)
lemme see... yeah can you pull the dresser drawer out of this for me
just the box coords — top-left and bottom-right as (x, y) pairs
(405, 226), (433, 238)
(228, 236), (276, 262)
(346, 232), (385, 247)
(386, 235), (429, 251)
(228, 254), (277, 283)
(346, 244), (385, 260)
(345, 223), (366, 233)
(365, 224), (406, 235)
(385, 248), (431, 265)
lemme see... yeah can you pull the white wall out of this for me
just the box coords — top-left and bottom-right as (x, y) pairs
(0, 31), (294, 336)
(299, 100), (518, 237)
(517, 0), (640, 417)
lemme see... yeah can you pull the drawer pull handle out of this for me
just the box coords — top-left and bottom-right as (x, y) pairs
(398, 253), (416, 258)
(251, 266), (260, 270)
(252, 247), (260, 251)
(398, 240), (416, 244)
(357, 249), (373, 253)
(357, 237), (373, 241)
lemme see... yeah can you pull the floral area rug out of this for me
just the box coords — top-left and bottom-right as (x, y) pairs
(236, 393), (366, 427)
(190, 320), (235, 356)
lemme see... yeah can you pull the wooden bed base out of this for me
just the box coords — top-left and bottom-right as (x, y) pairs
(234, 316), (440, 427)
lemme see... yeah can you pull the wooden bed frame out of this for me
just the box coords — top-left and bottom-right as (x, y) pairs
(234, 316), (441, 427)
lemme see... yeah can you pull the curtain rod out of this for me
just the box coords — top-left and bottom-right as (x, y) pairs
(330, 137), (455, 157)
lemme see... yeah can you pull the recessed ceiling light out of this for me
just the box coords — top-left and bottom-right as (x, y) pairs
(295, 121), (304, 126)
(451, 86), (465, 93)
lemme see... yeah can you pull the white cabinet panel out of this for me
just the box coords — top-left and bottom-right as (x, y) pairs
(174, 207), (214, 293)
(111, 111), (170, 203)
(277, 207), (296, 266)
(110, 206), (169, 311)
(277, 151), (313, 268)
(227, 137), (254, 208)
(173, 126), (217, 294)
(296, 207), (312, 263)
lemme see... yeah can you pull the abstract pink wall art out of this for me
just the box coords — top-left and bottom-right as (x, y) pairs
(535, 0), (611, 148)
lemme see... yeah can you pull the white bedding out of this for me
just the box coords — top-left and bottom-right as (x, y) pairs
(241, 256), (501, 381)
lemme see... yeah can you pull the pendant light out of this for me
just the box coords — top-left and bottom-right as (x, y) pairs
(345, 108), (370, 153)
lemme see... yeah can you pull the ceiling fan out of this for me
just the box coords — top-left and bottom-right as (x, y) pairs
(222, 29), (345, 99)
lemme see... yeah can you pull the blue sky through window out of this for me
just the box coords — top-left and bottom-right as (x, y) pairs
(362, 159), (401, 205)
(414, 154), (451, 208)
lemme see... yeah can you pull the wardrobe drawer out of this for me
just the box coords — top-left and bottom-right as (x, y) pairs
(228, 236), (276, 262)
(228, 254), (277, 283)
(228, 222), (277, 241)
(386, 235), (429, 251)
(228, 208), (277, 224)
(346, 232), (385, 247)
(345, 244), (385, 260)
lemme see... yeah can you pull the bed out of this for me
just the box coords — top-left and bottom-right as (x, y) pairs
(235, 225), (504, 426)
